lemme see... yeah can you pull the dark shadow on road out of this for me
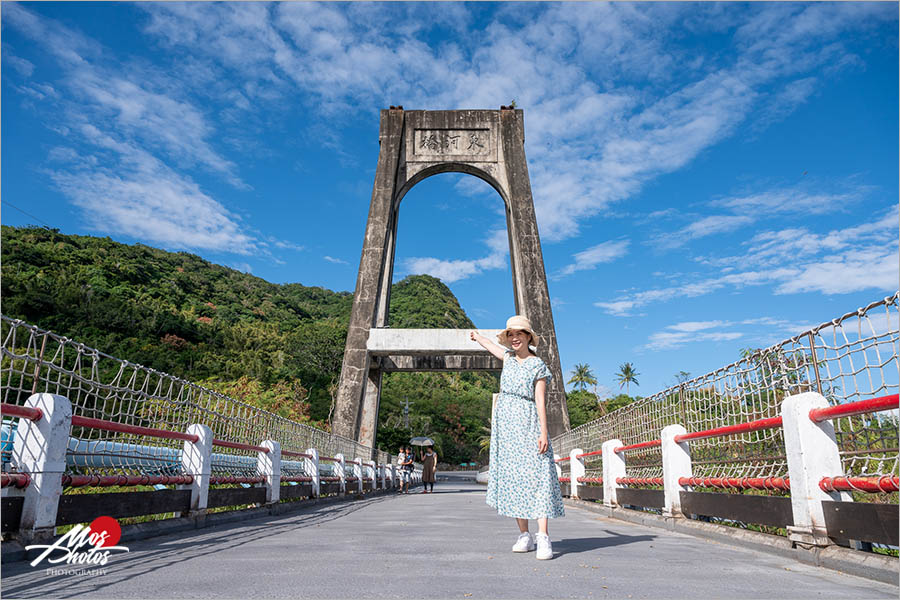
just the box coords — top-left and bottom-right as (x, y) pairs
(1, 493), (397, 599)
(554, 530), (656, 555)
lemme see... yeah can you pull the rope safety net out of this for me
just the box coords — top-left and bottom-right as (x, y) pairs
(1, 316), (377, 488)
(553, 294), (899, 495)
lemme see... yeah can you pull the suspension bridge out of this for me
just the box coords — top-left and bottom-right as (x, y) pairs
(1, 294), (898, 597)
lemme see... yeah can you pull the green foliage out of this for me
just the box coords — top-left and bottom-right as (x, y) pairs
(566, 390), (604, 428)
(2, 225), (498, 463)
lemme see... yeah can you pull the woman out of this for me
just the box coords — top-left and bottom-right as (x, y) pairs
(420, 446), (437, 493)
(470, 315), (564, 560)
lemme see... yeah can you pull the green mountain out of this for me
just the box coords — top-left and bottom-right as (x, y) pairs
(1, 225), (497, 463)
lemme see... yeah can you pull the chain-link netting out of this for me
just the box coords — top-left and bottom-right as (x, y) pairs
(1, 316), (376, 485)
(553, 294), (899, 490)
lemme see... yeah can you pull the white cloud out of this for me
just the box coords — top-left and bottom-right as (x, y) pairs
(323, 255), (348, 265)
(600, 209), (899, 316)
(654, 215), (754, 249)
(405, 229), (508, 282)
(229, 262), (253, 274)
(667, 320), (730, 333)
(644, 329), (744, 351)
(556, 240), (629, 278)
(129, 2), (894, 244)
(47, 124), (256, 254)
(4, 53), (35, 77)
(6, 2), (895, 268)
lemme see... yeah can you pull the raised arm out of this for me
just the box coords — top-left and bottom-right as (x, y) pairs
(469, 330), (507, 361)
(535, 378), (549, 454)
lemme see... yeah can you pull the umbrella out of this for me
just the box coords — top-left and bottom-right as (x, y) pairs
(410, 436), (435, 446)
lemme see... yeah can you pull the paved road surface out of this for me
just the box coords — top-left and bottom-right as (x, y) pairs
(2, 473), (894, 599)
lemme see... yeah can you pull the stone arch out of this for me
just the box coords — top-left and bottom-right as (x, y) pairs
(333, 108), (570, 451)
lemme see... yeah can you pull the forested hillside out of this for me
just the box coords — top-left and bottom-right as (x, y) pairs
(1, 225), (497, 463)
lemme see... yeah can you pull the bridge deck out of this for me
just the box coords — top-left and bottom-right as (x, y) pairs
(1, 474), (894, 599)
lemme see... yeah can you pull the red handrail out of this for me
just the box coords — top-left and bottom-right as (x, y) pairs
(616, 477), (663, 486)
(679, 476), (790, 491)
(62, 474), (193, 487)
(614, 439), (661, 453)
(319, 456), (339, 462)
(281, 450), (313, 459)
(1, 473), (31, 488)
(819, 475), (899, 493)
(281, 476), (313, 483)
(555, 456), (570, 463)
(0, 403), (44, 421)
(558, 477), (571, 482)
(674, 416), (783, 443)
(209, 475), (266, 485)
(809, 394), (899, 423)
(576, 449), (603, 459)
(320, 476), (341, 482)
(70, 415), (200, 443)
(576, 477), (603, 483)
(211, 439), (269, 453)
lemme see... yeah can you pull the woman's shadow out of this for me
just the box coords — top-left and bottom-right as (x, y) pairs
(554, 529), (656, 554)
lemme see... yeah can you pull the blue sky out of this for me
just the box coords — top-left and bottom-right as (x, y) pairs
(3, 2), (898, 398)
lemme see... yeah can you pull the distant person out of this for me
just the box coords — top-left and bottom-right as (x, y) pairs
(420, 446), (437, 493)
(401, 446), (414, 493)
(470, 316), (564, 560)
(397, 446), (407, 494)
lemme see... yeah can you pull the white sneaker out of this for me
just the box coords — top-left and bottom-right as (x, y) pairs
(535, 533), (552, 560)
(512, 532), (535, 552)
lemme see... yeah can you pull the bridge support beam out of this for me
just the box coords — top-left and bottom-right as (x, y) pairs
(333, 109), (570, 446)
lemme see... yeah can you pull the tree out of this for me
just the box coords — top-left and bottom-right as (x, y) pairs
(567, 363), (597, 392)
(616, 362), (640, 395)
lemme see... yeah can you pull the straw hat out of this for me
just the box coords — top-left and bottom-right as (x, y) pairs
(496, 315), (540, 348)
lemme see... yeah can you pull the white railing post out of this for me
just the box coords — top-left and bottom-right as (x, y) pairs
(553, 453), (562, 479)
(661, 425), (692, 517)
(570, 449), (585, 499)
(257, 440), (280, 504)
(782, 392), (851, 546)
(335, 453), (346, 495)
(355, 460), (364, 494)
(367, 460), (376, 492)
(13, 393), (72, 541)
(391, 462), (397, 489)
(181, 424), (213, 513)
(305, 448), (320, 498)
(602, 440), (625, 507)
(380, 462), (387, 490)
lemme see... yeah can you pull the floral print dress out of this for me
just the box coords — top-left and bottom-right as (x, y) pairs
(486, 351), (565, 519)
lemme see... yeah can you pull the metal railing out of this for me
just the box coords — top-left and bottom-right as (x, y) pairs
(554, 293), (899, 489)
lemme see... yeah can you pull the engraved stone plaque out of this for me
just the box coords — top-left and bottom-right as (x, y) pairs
(409, 128), (496, 162)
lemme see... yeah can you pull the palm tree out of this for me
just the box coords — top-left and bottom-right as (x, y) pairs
(567, 363), (598, 392)
(616, 362), (640, 395)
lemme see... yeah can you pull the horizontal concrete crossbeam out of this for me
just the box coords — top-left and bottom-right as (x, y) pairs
(372, 354), (502, 372)
(366, 329), (504, 356)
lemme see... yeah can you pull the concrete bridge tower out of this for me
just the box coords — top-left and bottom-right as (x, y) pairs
(333, 108), (570, 448)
